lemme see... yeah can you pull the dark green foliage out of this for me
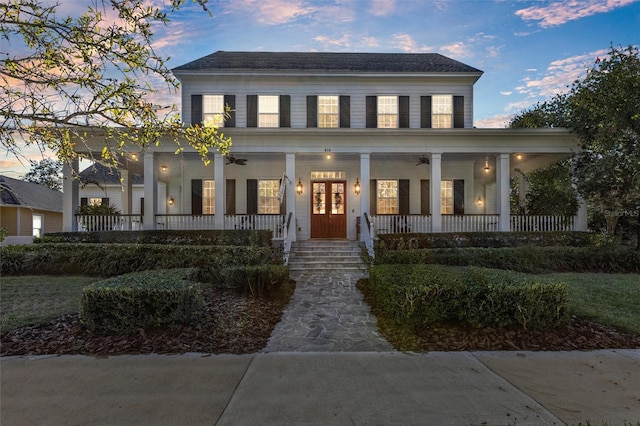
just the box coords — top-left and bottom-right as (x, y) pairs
(38, 229), (273, 246)
(367, 264), (568, 331)
(0, 243), (278, 277)
(374, 246), (640, 273)
(80, 269), (204, 333)
(376, 231), (618, 250)
(219, 265), (291, 299)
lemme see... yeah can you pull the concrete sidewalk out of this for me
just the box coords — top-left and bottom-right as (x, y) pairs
(2, 350), (639, 425)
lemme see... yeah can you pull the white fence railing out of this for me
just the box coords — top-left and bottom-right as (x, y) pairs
(224, 214), (285, 239)
(442, 215), (499, 232)
(76, 214), (143, 232)
(510, 215), (576, 232)
(372, 215), (432, 235)
(156, 214), (216, 230)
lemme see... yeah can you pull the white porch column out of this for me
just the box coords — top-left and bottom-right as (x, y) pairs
(62, 159), (79, 232)
(430, 153), (442, 232)
(214, 154), (225, 229)
(496, 153), (511, 231)
(517, 172), (528, 212)
(575, 194), (589, 231)
(285, 153), (296, 241)
(143, 152), (158, 230)
(360, 153), (371, 242)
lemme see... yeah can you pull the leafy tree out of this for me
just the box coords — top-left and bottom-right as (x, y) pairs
(23, 158), (62, 191)
(510, 45), (640, 245)
(0, 0), (229, 173)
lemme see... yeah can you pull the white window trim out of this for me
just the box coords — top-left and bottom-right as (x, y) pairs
(441, 180), (453, 214)
(432, 95), (453, 129)
(377, 179), (399, 214)
(203, 94), (225, 128)
(203, 179), (215, 214)
(377, 95), (398, 129)
(32, 213), (44, 238)
(318, 95), (339, 128)
(258, 179), (280, 214)
(258, 95), (279, 128)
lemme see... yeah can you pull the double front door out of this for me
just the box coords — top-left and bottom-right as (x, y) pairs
(310, 181), (346, 239)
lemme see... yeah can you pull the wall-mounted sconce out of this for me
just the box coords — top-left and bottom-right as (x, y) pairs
(161, 164), (168, 172)
(516, 154), (523, 160)
(354, 178), (361, 195)
(168, 197), (175, 206)
(130, 153), (139, 162)
(296, 178), (303, 195)
(476, 196), (483, 206)
(483, 159), (491, 173)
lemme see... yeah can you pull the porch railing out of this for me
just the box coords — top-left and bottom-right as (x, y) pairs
(156, 214), (215, 230)
(76, 214), (143, 232)
(442, 214), (499, 232)
(224, 214), (286, 239)
(510, 215), (576, 232)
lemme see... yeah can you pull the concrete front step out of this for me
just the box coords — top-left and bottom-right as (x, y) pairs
(288, 240), (366, 271)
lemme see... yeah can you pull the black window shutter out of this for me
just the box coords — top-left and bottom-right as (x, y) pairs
(421, 96), (432, 128)
(279, 95), (291, 128)
(224, 95), (236, 128)
(140, 198), (144, 216)
(399, 96), (410, 128)
(366, 96), (377, 128)
(226, 179), (236, 215)
(191, 94), (203, 127)
(307, 96), (317, 128)
(191, 179), (203, 215)
(81, 197), (88, 206)
(420, 179), (430, 215)
(453, 179), (465, 215)
(453, 96), (464, 128)
(399, 179), (410, 215)
(339, 96), (350, 128)
(101, 197), (109, 206)
(246, 95), (258, 127)
(246, 179), (258, 214)
(370, 179), (377, 215)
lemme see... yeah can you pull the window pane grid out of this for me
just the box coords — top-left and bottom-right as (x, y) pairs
(432, 95), (453, 129)
(259, 180), (280, 214)
(318, 96), (339, 128)
(203, 95), (225, 128)
(259, 95), (279, 128)
(203, 180), (215, 214)
(378, 96), (398, 128)
(441, 180), (453, 214)
(377, 180), (399, 214)
(32, 214), (43, 238)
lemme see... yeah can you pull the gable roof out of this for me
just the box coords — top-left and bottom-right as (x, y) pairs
(0, 175), (63, 212)
(78, 163), (144, 187)
(173, 51), (483, 75)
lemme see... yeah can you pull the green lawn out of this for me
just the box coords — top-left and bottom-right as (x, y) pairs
(0, 276), (100, 334)
(544, 272), (640, 335)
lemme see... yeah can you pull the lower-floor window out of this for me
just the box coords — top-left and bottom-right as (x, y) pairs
(32, 214), (43, 238)
(259, 180), (280, 214)
(203, 180), (215, 214)
(377, 180), (398, 214)
(441, 180), (453, 214)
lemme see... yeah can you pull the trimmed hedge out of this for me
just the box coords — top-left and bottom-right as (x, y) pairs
(376, 231), (619, 250)
(367, 264), (568, 330)
(374, 245), (640, 273)
(220, 265), (291, 298)
(37, 230), (273, 246)
(80, 269), (204, 333)
(1, 243), (279, 277)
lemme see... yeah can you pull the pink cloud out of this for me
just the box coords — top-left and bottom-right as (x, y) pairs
(516, 0), (637, 28)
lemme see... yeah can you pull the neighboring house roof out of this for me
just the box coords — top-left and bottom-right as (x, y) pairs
(0, 175), (63, 212)
(78, 163), (144, 187)
(173, 51), (484, 75)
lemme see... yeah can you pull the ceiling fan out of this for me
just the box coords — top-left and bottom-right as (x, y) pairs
(226, 155), (247, 165)
(416, 155), (430, 166)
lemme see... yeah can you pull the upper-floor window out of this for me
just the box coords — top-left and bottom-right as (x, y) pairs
(377, 96), (398, 128)
(318, 96), (339, 128)
(432, 95), (453, 128)
(203, 180), (215, 214)
(32, 214), (43, 238)
(203, 95), (225, 127)
(258, 180), (280, 214)
(258, 95), (279, 128)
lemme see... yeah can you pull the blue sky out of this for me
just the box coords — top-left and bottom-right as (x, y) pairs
(2, 0), (639, 176)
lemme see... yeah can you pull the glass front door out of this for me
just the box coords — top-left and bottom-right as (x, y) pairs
(310, 181), (346, 238)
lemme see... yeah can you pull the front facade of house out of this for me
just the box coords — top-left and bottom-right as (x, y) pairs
(1, 176), (63, 245)
(62, 52), (584, 248)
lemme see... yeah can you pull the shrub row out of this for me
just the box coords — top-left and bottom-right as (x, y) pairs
(221, 265), (291, 299)
(374, 245), (640, 273)
(1, 243), (279, 277)
(367, 264), (568, 330)
(80, 269), (204, 333)
(376, 231), (619, 250)
(38, 230), (273, 246)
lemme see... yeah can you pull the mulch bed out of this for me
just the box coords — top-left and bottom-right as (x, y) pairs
(2, 283), (639, 356)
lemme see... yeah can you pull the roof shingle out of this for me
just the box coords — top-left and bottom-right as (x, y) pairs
(0, 176), (63, 212)
(173, 51), (483, 74)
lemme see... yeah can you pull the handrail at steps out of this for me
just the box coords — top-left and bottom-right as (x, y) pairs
(363, 212), (375, 258)
(282, 212), (294, 265)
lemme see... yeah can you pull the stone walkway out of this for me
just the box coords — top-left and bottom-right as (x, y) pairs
(263, 270), (394, 352)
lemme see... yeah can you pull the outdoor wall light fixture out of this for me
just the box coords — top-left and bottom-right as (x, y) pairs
(168, 197), (175, 206)
(476, 196), (483, 206)
(161, 164), (168, 172)
(354, 178), (361, 195)
(296, 178), (303, 195)
(483, 159), (491, 173)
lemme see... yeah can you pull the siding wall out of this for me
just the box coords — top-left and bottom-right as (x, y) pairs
(181, 75), (476, 129)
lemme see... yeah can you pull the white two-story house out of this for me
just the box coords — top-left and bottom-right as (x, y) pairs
(61, 51), (584, 247)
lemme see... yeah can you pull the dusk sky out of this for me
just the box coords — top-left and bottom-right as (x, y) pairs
(2, 0), (639, 177)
